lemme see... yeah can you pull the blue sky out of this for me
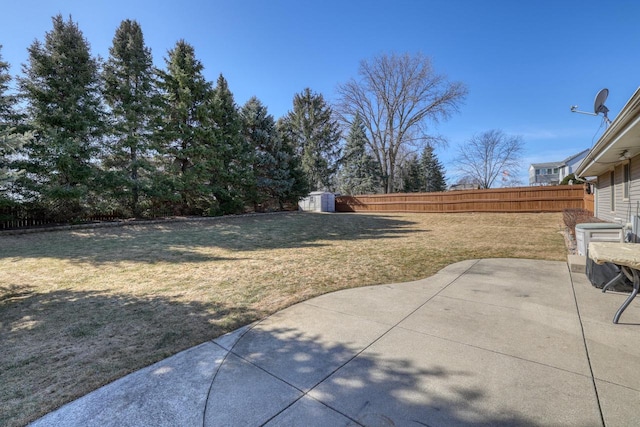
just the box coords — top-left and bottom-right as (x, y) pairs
(1, 0), (639, 185)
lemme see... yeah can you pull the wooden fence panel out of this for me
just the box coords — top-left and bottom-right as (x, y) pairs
(583, 192), (594, 214)
(336, 185), (590, 213)
(0, 206), (125, 231)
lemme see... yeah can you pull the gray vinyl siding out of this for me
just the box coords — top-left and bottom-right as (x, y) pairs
(595, 171), (613, 221)
(595, 154), (640, 223)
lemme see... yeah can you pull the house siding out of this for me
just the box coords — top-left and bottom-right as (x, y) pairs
(595, 154), (640, 224)
(596, 172), (611, 221)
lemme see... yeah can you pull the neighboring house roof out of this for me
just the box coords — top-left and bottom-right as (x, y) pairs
(562, 148), (590, 166)
(530, 162), (563, 169)
(576, 87), (640, 177)
(449, 183), (477, 191)
(530, 148), (589, 171)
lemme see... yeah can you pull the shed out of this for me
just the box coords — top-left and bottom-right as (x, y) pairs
(298, 192), (335, 212)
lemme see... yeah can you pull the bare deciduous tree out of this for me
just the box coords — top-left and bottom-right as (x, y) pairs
(454, 129), (524, 189)
(336, 52), (467, 193)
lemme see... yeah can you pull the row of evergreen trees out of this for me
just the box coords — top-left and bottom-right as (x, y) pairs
(0, 15), (447, 222)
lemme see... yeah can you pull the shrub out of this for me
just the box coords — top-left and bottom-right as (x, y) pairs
(560, 173), (586, 185)
(562, 208), (604, 237)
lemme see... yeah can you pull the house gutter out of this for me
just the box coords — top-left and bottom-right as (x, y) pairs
(575, 87), (640, 178)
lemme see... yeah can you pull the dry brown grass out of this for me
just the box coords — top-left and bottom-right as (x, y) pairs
(0, 212), (566, 426)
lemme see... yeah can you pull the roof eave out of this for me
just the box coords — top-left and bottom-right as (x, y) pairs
(576, 87), (640, 177)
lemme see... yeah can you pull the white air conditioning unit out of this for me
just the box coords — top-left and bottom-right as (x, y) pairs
(575, 223), (624, 256)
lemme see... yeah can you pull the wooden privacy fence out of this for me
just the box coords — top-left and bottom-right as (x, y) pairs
(584, 191), (594, 213)
(0, 207), (125, 230)
(336, 185), (592, 213)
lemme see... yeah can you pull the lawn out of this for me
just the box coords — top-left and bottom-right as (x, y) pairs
(0, 211), (567, 426)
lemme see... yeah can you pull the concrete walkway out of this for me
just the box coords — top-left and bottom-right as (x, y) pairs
(31, 259), (640, 426)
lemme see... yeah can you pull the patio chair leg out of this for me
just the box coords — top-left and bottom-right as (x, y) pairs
(613, 266), (640, 324)
(602, 271), (624, 293)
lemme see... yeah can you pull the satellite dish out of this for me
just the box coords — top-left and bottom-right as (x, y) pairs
(594, 88), (609, 116)
(570, 88), (611, 126)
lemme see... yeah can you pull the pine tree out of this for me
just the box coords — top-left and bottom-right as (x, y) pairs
(209, 74), (251, 214)
(0, 45), (18, 126)
(0, 46), (28, 197)
(402, 154), (423, 193)
(241, 97), (279, 209)
(279, 88), (341, 191)
(17, 15), (104, 220)
(241, 97), (308, 210)
(276, 117), (311, 208)
(421, 145), (446, 192)
(337, 114), (379, 195)
(155, 40), (215, 215)
(102, 19), (158, 216)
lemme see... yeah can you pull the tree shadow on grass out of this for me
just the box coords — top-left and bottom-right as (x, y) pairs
(0, 212), (422, 264)
(206, 324), (551, 426)
(0, 284), (262, 427)
(18, 308), (579, 427)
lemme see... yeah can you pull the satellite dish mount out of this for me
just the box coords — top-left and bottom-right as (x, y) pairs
(570, 88), (611, 126)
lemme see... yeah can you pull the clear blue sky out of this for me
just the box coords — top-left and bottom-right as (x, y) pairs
(1, 0), (639, 185)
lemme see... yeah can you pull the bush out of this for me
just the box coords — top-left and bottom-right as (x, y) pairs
(560, 173), (585, 185)
(562, 208), (604, 237)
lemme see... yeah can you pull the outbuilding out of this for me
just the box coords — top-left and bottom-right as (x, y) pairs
(298, 191), (335, 212)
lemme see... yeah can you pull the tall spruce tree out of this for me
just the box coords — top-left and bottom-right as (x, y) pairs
(209, 74), (251, 214)
(241, 97), (279, 209)
(17, 15), (104, 220)
(401, 146), (446, 193)
(421, 145), (447, 192)
(102, 19), (158, 217)
(0, 46), (18, 126)
(0, 46), (28, 197)
(337, 114), (378, 195)
(276, 118), (311, 208)
(279, 88), (340, 191)
(241, 97), (308, 210)
(402, 154), (423, 193)
(155, 40), (215, 215)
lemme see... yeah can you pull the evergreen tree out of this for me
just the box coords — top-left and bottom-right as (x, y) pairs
(242, 97), (308, 210)
(336, 114), (379, 195)
(400, 146), (446, 193)
(282, 140), (311, 206)
(17, 15), (104, 220)
(155, 40), (215, 215)
(102, 19), (158, 216)
(241, 97), (280, 209)
(276, 117), (311, 207)
(421, 145), (447, 192)
(0, 46), (28, 197)
(402, 154), (423, 193)
(0, 46), (18, 126)
(279, 88), (340, 191)
(209, 74), (251, 214)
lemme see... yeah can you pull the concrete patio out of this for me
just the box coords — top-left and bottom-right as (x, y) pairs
(31, 258), (640, 426)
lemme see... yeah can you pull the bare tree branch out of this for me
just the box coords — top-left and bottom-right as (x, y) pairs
(336, 52), (467, 193)
(453, 129), (524, 189)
